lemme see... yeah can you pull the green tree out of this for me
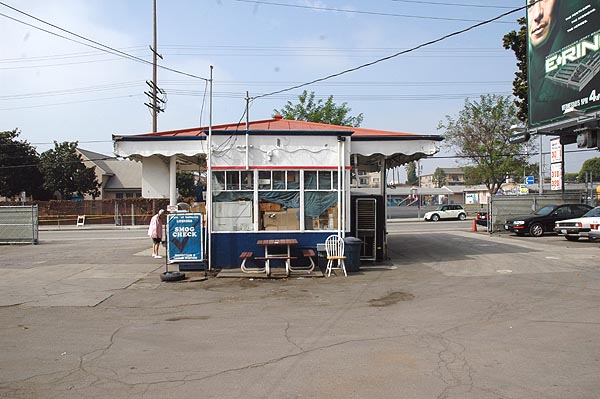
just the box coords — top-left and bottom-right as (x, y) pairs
(39, 141), (100, 199)
(0, 129), (49, 199)
(432, 167), (447, 188)
(273, 90), (363, 127)
(502, 17), (528, 123)
(438, 94), (532, 194)
(578, 158), (600, 182)
(177, 172), (197, 198)
(405, 162), (419, 185)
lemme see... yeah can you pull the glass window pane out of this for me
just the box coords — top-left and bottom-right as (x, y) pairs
(273, 171), (285, 189)
(287, 171), (300, 189)
(212, 171), (225, 191)
(241, 171), (253, 190)
(305, 171), (317, 190)
(318, 171), (331, 190)
(258, 171), (271, 190)
(304, 191), (338, 230)
(332, 171), (338, 190)
(226, 171), (240, 190)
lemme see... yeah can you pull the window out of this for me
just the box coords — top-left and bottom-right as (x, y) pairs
(212, 171), (254, 231)
(259, 171), (300, 231)
(210, 169), (341, 232)
(304, 171), (338, 230)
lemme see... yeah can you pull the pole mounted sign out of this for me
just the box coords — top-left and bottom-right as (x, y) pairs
(167, 213), (204, 262)
(508, 131), (530, 144)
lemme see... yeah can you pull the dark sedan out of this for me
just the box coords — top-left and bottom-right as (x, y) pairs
(504, 203), (593, 237)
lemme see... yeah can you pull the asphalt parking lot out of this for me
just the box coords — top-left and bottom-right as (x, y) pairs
(0, 225), (599, 399)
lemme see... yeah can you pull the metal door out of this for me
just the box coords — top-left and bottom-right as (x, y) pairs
(355, 198), (377, 261)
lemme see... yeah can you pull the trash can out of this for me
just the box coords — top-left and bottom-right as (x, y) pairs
(343, 237), (362, 272)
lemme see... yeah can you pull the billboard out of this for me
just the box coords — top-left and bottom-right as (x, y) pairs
(527, 0), (600, 126)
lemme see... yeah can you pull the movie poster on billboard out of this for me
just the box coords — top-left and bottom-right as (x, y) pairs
(167, 213), (203, 262)
(527, 0), (600, 126)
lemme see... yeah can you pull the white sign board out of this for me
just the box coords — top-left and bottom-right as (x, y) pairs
(550, 138), (562, 164)
(551, 163), (562, 191)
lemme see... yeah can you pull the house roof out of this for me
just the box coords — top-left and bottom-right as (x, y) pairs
(119, 114), (443, 142)
(77, 148), (142, 190)
(77, 148), (114, 175)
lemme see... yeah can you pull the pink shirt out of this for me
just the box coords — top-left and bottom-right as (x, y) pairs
(148, 214), (163, 239)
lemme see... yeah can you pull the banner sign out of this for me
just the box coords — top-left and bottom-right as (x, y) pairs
(527, 0), (600, 126)
(167, 213), (203, 262)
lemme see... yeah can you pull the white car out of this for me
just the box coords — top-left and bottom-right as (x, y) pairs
(589, 221), (600, 240)
(553, 206), (600, 241)
(423, 204), (467, 222)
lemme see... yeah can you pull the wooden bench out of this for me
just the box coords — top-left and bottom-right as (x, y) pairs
(289, 249), (316, 273)
(240, 251), (266, 274)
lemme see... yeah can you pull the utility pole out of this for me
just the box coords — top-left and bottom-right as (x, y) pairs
(152, 0), (157, 132)
(145, 0), (164, 131)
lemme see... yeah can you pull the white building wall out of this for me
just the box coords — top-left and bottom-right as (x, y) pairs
(141, 155), (169, 198)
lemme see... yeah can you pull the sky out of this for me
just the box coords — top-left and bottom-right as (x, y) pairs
(1, 0), (598, 182)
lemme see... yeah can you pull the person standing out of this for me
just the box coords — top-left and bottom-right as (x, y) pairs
(148, 209), (165, 258)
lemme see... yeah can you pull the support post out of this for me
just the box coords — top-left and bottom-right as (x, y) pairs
(169, 155), (177, 207)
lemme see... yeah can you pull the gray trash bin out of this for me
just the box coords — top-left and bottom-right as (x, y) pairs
(343, 237), (362, 272)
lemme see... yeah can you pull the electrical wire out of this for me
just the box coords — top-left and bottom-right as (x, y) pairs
(233, 0), (516, 23)
(389, 0), (515, 9)
(250, 4), (526, 101)
(0, 2), (208, 81)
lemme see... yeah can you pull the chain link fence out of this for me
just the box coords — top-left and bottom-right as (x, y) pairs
(0, 206), (38, 244)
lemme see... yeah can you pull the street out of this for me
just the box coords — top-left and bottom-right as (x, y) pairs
(0, 223), (599, 398)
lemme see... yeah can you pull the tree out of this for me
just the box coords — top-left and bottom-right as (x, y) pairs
(405, 162), (419, 185)
(432, 167), (447, 188)
(177, 172), (197, 198)
(39, 141), (100, 199)
(273, 90), (363, 127)
(0, 129), (48, 199)
(438, 94), (532, 194)
(502, 17), (528, 123)
(578, 158), (600, 182)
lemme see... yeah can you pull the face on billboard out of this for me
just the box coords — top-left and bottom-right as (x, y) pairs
(528, 0), (557, 48)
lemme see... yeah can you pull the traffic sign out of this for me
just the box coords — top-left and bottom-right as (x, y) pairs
(525, 175), (534, 185)
(508, 131), (530, 144)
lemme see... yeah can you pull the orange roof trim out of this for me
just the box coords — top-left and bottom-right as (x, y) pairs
(131, 115), (438, 139)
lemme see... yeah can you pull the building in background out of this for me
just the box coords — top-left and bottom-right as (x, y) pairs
(76, 148), (142, 200)
(420, 167), (465, 188)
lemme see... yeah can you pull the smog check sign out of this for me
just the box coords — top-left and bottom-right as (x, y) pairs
(167, 213), (203, 262)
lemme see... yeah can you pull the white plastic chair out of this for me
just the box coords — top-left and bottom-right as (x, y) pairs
(325, 235), (347, 277)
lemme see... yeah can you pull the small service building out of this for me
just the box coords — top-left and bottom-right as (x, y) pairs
(113, 115), (442, 269)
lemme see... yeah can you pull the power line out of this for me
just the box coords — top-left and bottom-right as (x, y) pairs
(0, 2), (208, 81)
(389, 0), (514, 9)
(250, 4), (526, 101)
(233, 0), (516, 23)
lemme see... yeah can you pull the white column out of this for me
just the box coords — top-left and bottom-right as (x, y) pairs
(169, 155), (177, 206)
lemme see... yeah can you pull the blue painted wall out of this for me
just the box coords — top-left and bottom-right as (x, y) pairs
(211, 232), (334, 269)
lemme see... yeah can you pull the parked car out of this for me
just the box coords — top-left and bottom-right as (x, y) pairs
(476, 211), (491, 227)
(589, 222), (600, 240)
(504, 203), (593, 237)
(553, 206), (600, 241)
(423, 204), (467, 222)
